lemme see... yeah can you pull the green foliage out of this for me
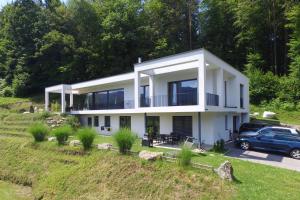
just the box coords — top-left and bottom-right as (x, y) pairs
(39, 111), (51, 119)
(212, 139), (225, 153)
(113, 128), (136, 154)
(51, 125), (72, 145)
(66, 115), (80, 130)
(28, 122), (49, 142)
(77, 127), (96, 150)
(51, 101), (60, 112)
(177, 145), (193, 167)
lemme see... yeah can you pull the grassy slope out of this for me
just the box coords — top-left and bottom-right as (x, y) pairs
(0, 180), (32, 200)
(251, 104), (300, 125)
(0, 137), (232, 200)
(0, 98), (300, 199)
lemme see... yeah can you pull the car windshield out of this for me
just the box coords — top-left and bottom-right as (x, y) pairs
(296, 130), (300, 136)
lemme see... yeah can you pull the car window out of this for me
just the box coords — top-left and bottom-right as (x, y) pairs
(259, 128), (274, 137)
(271, 128), (291, 135)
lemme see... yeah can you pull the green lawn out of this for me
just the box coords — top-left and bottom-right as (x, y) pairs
(251, 104), (300, 125)
(0, 180), (32, 200)
(1, 108), (300, 199)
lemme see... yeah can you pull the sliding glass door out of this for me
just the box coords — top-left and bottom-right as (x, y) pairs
(168, 79), (197, 106)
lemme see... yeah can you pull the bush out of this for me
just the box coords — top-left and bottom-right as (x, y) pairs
(28, 122), (49, 142)
(40, 111), (51, 119)
(66, 115), (80, 130)
(177, 145), (193, 167)
(51, 125), (72, 145)
(212, 139), (225, 153)
(77, 128), (96, 150)
(114, 128), (136, 154)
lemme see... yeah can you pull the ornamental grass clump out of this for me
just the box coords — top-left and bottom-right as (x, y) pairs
(114, 128), (136, 154)
(77, 128), (96, 150)
(51, 125), (72, 145)
(28, 122), (49, 142)
(178, 145), (193, 167)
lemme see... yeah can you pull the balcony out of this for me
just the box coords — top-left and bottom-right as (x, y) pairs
(150, 93), (197, 107)
(206, 93), (219, 106)
(71, 99), (134, 111)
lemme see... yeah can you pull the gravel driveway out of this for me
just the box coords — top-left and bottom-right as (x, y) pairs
(225, 143), (300, 172)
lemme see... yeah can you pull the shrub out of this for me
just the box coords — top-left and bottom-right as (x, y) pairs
(212, 139), (225, 153)
(177, 145), (193, 167)
(40, 111), (51, 119)
(77, 128), (96, 150)
(51, 125), (72, 145)
(66, 115), (80, 130)
(28, 122), (49, 142)
(114, 128), (136, 154)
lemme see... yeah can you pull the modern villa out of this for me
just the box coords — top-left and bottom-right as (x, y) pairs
(45, 49), (249, 145)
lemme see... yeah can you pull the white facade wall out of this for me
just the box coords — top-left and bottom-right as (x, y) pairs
(79, 111), (243, 145)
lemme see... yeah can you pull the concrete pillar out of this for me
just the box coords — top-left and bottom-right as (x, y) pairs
(70, 92), (73, 107)
(217, 68), (224, 107)
(134, 71), (140, 108)
(45, 91), (49, 111)
(149, 75), (154, 107)
(61, 86), (66, 113)
(198, 55), (206, 110)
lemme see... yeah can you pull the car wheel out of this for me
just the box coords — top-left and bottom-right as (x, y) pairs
(240, 141), (250, 150)
(290, 149), (300, 159)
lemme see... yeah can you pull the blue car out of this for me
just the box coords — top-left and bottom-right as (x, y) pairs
(236, 127), (300, 159)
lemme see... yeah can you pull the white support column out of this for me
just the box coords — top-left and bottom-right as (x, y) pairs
(134, 71), (140, 108)
(217, 68), (224, 107)
(70, 92), (73, 107)
(149, 75), (154, 107)
(45, 91), (49, 111)
(198, 55), (206, 110)
(61, 86), (66, 113)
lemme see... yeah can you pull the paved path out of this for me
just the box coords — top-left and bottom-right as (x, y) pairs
(225, 143), (300, 172)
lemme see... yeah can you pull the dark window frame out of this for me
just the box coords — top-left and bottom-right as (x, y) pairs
(140, 85), (150, 107)
(120, 116), (131, 129)
(240, 84), (244, 108)
(94, 116), (99, 127)
(104, 116), (111, 127)
(87, 117), (92, 127)
(168, 79), (198, 106)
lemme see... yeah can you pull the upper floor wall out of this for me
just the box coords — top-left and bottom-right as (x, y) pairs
(45, 49), (249, 114)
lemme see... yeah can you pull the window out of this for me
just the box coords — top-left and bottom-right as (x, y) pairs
(120, 116), (131, 129)
(108, 89), (124, 109)
(271, 128), (291, 135)
(225, 115), (228, 130)
(84, 89), (124, 110)
(168, 79), (197, 106)
(240, 84), (244, 108)
(104, 116), (110, 127)
(87, 117), (92, 127)
(259, 128), (275, 137)
(140, 85), (150, 107)
(94, 116), (99, 127)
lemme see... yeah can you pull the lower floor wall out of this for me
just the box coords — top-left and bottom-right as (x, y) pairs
(78, 112), (249, 145)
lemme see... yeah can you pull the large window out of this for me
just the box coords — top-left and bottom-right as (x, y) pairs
(168, 79), (197, 106)
(84, 88), (124, 110)
(140, 85), (150, 107)
(120, 116), (131, 129)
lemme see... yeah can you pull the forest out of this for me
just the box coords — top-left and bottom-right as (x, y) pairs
(0, 0), (300, 107)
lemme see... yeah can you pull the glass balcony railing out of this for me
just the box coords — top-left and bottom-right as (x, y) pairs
(71, 99), (134, 111)
(206, 93), (219, 106)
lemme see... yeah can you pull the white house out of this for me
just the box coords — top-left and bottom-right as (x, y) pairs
(45, 49), (249, 145)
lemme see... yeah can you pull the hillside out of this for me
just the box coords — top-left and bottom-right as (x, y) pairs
(0, 98), (300, 199)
